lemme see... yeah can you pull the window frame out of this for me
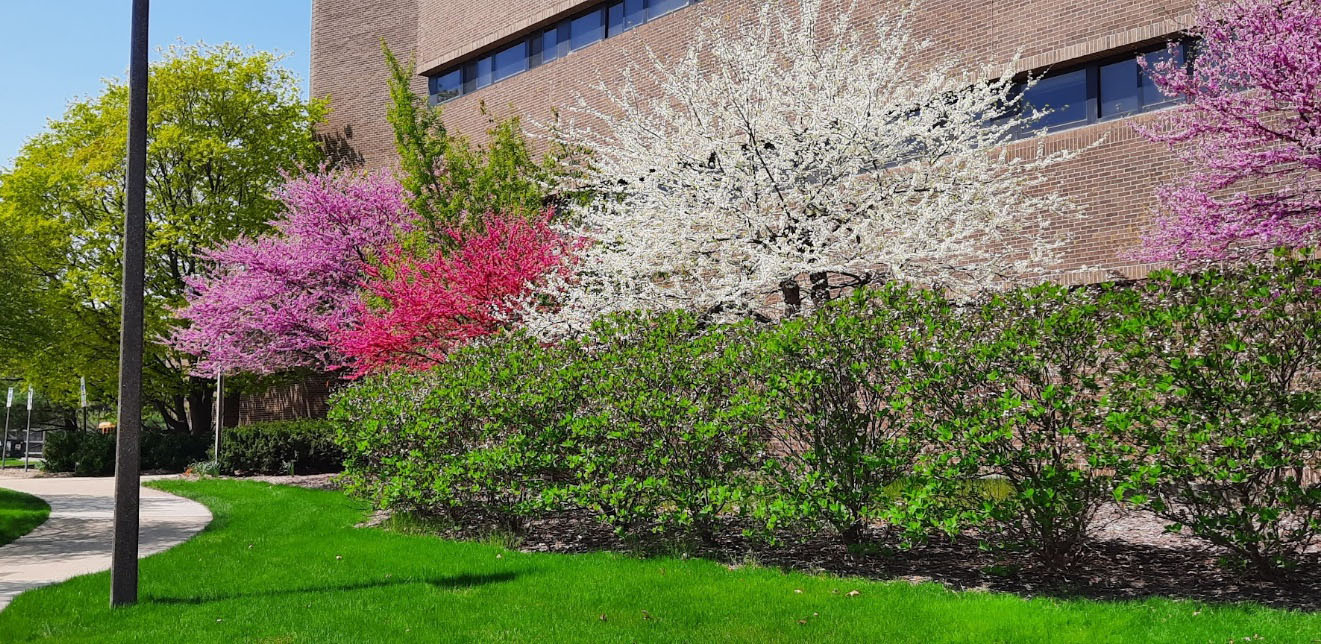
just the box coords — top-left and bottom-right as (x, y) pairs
(427, 0), (696, 105)
(1009, 40), (1192, 137)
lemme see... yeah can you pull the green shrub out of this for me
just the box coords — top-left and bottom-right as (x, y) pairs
(44, 426), (209, 475)
(219, 420), (343, 475)
(739, 285), (940, 545)
(911, 283), (1122, 569)
(42, 430), (115, 476)
(330, 332), (583, 532)
(567, 311), (763, 541)
(1106, 255), (1321, 577)
(142, 430), (210, 472)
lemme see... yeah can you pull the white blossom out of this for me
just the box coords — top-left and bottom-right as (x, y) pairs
(526, 0), (1089, 337)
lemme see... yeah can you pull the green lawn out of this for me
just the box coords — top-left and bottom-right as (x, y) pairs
(0, 480), (1317, 643)
(0, 486), (50, 547)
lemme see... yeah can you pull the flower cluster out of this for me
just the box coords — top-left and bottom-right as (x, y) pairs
(172, 171), (415, 375)
(1137, 0), (1321, 262)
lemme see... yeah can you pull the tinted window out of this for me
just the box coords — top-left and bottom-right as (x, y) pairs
(624, 0), (645, 30)
(647, 0), (686, 20)
(1140, 46), (1184, 107)
(474, 55), (493, 89)
(1099, 58), (1139, 117)
(1022, 68), (1088, 129)
(571, 9), (605, 51)
(428, 0), (702, 103)
(461, 61), (477, 93)
(493, 41), (528, 82)
(432, 69), (462, 103)
(608, 2), (626, 37)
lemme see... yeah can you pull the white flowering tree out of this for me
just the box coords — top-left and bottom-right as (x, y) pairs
(530, 0), (1085, 335)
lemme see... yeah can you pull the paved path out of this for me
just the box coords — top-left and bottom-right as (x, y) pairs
(0, 476), (212, 611)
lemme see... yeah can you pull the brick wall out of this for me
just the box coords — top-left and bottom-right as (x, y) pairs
(236, 376), (338, 426)
(310, 0), (423, 169)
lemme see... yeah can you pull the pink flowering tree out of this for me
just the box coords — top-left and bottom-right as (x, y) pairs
(335, 211), (578, 375)
(1138, 0), (1321, 262)
(172, 171), (416, 375)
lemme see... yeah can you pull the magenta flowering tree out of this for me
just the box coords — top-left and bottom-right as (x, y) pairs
(1137, 0), (1321, 262)
(335, 211), (578, 375)
(172, 171), (416, 375)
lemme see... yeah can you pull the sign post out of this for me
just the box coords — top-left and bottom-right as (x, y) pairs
(23, 386), (32, 471)
(111, 0), (150, 608)
(80, 376), (88, 433)
(1, 388), (12, 469)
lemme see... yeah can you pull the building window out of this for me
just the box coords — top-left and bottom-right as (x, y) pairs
(571, 9), (605, 51)
(430, 68), (462, 103)
(1022, 67), (1091, 129)
(647, 0), (686, 20)
(428, 0), (695, 104)
(493, 41), (528, 82)
(1006, 41), (1192, 136)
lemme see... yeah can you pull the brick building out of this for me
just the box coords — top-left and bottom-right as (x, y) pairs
(311, 0), (1198, 280)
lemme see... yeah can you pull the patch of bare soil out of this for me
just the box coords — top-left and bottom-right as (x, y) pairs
(0, 467), (67, 480)
(215, 473), (343, 490)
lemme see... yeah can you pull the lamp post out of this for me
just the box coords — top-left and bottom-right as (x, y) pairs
(111, 0), (149, 608)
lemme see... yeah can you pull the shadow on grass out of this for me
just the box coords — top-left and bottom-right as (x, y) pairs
(146, 571), (519, 606)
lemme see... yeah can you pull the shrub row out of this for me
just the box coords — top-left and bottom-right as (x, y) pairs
(44, 419), (343, 477)
(218, 420), (343, 475)
(44, 428), (210, 476)
(329, 255), (1321, 577)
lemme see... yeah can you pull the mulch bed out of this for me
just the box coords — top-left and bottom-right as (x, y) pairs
(506, 504), (1320, 612)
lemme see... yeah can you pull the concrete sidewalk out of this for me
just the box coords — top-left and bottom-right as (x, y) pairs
(0, 476), (212, 610)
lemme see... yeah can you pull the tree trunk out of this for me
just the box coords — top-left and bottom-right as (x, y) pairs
(185, 378), (214, 436)
(809, 271), (831, 306)
(157, 398), (190, 433)
(780, 278), (802, 317)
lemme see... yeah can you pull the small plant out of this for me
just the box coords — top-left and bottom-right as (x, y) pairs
(330, 331), (583, 533)
(187, 460), (220, 477)
(910, 283), (1121, 570)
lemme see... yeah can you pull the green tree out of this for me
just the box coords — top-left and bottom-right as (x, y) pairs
(0, 43), (327, 434)
(382, 43), (588, 237)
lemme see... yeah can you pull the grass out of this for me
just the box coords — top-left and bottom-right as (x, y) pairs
(0, 486), (50, 547)
(0, 456), (43, 467)
(0, 480), (1317, 643)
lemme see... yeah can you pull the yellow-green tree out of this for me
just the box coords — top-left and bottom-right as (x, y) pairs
(0, 43), (327, 433)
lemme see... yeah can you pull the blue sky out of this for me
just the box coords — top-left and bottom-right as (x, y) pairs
(0, 1), (312, 166)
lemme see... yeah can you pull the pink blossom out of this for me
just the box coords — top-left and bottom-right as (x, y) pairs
(1136, 0), (1321, 262)
(172, 171), (416, 375)
(335, 210), (578, 375)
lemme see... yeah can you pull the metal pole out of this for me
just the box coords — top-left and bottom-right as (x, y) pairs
(23, 396), (31, 472)
(111, 0), (149, 608)
(1, 404), (9, 470)
(213, 372), (222, 464)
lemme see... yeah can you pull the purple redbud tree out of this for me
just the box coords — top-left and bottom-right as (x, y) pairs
(1137, 0), (1321, 262)
(172, 171), (416, 375)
